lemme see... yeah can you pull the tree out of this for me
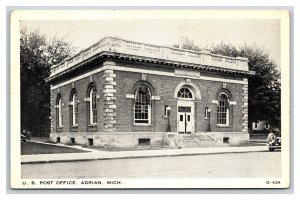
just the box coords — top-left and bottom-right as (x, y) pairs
(172, 36), (201, 51)
(20, 29), (76, 136)
(172, 39), (281, 128)
(210, 43), (281, 128)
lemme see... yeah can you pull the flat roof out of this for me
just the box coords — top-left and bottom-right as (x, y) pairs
(48, 37), (254, 81)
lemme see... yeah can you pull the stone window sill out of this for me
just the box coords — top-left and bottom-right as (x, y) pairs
(87, 124), (97, 132)
(70, 126), (78, 132)
(217, 124), (230, 128)
(133, 124), (153, 127)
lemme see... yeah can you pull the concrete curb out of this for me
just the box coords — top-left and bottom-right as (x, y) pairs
(21, 150), (269, 164)
(21, 142), (269, 164)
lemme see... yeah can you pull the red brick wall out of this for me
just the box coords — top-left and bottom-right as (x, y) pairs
(51, 71), (105, 134)
(50, 60), (245, 134)
(114, 69), (244, 133)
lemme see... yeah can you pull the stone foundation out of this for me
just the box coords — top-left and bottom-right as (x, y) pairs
(50, 131), (249, 147)
(207, 132), (249, 145)
(50, 132), (169, 147)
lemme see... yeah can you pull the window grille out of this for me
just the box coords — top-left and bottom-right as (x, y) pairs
(177, 87), (193, 99)
(89, 87), (97, 124)
(57, 96), (63, 127)
(134, 85), (151, 124)
(217, 93), (229, 125)
(72, 93), (79, 126)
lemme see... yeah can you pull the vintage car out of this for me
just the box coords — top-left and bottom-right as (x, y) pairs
(268, 137), (281, 152)
(21, 130), (31, 142)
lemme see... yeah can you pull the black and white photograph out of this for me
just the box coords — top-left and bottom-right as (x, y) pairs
(10, 10), (290, 189)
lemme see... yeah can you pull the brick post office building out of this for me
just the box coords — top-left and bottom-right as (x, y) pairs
(46, 37), (255, 148)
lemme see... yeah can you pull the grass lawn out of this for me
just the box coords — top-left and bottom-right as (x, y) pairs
(249, 134), (268, 141)
(21, 142), (89, 155)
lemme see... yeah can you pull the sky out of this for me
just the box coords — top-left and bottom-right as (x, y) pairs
(21, 18), (281, 67)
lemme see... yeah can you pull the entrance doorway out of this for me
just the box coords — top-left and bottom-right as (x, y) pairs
(177, 101), (194, 134)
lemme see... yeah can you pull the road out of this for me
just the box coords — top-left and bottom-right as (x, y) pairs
(21, 151), (281, 179)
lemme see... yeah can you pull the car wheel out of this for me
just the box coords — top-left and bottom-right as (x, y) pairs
(269, 148), (275, 152)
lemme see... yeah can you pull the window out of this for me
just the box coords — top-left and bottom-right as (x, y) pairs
(223, 137), (230, 143)
(88, 138), (94, 146)
(255, 122), (258, 128)
(57, 96), (63, 127)
(71, 92), (79, 126)
(217, 93), (230, 126)
(138, 138), (151, 146)
(177, 87), (193, 99)
(134, 84), (151, 124)
(71, 137), (75, 144)
(265, 123), (269, 129)
(89, 87), (97, 124)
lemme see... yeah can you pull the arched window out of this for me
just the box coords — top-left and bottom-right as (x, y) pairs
(177, 87), (193, 99)
(56, 95), (63, 127)
(89, 86), (97, 125)
(217, 93), (230, 126)
(71, 92), (79, 126)
(134, 84), (151, 124)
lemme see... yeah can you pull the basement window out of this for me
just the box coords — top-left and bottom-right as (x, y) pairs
(71, 137), (75, 144)
(88, 138), (94, 146)
(138, 138), (151, 146)
(56, 137), (60, 143)
(223, 137), (230, 143)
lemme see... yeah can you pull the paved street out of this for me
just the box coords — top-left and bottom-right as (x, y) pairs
(22, 151), (281, 179)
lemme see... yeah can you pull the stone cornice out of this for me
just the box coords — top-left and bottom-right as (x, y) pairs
(46, 37), (255, 83)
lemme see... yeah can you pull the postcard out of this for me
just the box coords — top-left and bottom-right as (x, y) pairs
(10, 9), (290, 189)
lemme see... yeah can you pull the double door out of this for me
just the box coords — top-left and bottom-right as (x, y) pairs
(177, 102), (194, 134)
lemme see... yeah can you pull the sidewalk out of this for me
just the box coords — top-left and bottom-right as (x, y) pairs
(21, 140), (268, 164)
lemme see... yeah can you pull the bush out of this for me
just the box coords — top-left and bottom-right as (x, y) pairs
(249, 130), (269, 135)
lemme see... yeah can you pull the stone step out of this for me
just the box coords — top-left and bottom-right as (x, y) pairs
(183, 138), (214, 140)
(182, 142), (216, 145)
(183, 138), (213, 140)
(183, 138), (215, 141)
(180, 143), (218, 148)
(182, 135), (213, 138)
(182, 141), (215, 144)
(180, 134), (218, 148)
(181, 140), (216, 143)
(182, 138), (215, 141)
